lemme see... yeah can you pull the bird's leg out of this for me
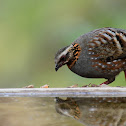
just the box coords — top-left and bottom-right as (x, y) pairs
(100, 77), (115, 85)
(124, 71), (126, 80)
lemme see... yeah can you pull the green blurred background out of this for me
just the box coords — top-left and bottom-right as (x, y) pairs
(0, 0), (126, 88)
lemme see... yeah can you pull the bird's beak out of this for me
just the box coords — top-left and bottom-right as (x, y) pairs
(55, 62), (65, 71)
(55, 64), (60, 71)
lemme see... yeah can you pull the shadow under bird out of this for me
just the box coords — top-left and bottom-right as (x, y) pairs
(55, 27), (126, 85)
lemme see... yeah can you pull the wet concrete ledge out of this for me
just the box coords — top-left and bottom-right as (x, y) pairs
(0, 87), (126, 97)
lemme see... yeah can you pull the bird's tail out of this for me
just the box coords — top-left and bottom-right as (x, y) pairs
(124, 71), (126, 80)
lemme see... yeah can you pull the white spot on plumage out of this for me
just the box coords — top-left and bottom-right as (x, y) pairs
(113, 60), (117, 62)
(119, 33), (126, 42)
(107, 62), (111, 64)
(106, 30), (116, 36)
(123, 62), (125, 64)
(94, 57), (98, 60)
(92, 52), (95, 55)
(102, 65), (106, 68)
(88, 48), (92, 51)
(113, 37), (123, 55)
(89, 43), (95, 47)
(98, 63), (102, 66)
(88, 52), (92, 55)
(91, 57), (94, 60)
(94, 41), (101, 46)
(102, 33), (112, 40)
(93, 37), (99, 41)
(100, 38), (107, 44)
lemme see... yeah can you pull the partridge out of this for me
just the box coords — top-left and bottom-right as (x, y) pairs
(55, 27), (126, 85)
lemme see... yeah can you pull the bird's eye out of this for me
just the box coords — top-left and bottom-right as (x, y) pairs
(60, 56), (65, 61)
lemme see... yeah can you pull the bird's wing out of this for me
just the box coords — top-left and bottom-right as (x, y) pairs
(87, 28), (126, 73)
(88, 28), (126, 62)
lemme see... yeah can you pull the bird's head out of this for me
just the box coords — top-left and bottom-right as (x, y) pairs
(55, 43), (81, 71)
(55, 45), (74, 71)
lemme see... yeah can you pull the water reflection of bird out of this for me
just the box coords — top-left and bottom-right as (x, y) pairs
(55, 28), (126, 85)
(55, 97), (126, 126)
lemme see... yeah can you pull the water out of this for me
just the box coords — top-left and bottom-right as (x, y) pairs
(0, 97), (126, 126)
(55, 97), (126, 126)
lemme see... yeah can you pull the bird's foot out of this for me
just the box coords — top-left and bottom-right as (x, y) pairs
(100, 81), (110, 85)
(100, 77), (115, 86)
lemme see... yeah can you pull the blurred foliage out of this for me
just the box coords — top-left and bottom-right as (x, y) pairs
(0, 0), (126, 87)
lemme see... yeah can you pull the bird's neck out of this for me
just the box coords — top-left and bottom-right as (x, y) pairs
(67, 43), (81, 69)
